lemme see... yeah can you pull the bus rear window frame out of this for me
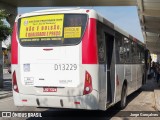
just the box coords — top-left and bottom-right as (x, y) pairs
(17, 13), (89, 47)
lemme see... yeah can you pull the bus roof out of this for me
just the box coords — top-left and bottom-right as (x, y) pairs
(16, 8), (145, 47)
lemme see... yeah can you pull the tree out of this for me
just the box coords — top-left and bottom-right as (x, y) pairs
(0, 10), (11, 41)
(0, 10), (11, 88)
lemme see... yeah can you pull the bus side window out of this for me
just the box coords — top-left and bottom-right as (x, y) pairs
(97, 22), (106, 64)
(140, 46), (145, 64)
(137, 45), (141, 63)
(131, 42), (137, 63)
(98, 40), (106, 63)
(124, 37), (131, 63)
(138, 45), (145, 64)
(115, 33), (124, 64)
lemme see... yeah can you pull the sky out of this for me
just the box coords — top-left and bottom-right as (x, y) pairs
(18, 6), (144, 42)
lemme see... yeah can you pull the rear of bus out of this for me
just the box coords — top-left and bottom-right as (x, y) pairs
(12, 9), (101, 110)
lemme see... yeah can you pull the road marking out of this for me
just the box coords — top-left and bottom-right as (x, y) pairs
(0, 97), (13, 103)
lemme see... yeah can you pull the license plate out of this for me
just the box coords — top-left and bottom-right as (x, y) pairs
(43, 87), (57, 92)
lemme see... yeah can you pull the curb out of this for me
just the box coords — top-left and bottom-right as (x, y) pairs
(0, 92), (13, 99)
(154, 90), (160, 111)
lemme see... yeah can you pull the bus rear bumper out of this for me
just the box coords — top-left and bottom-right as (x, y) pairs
(13, 90), (102, 110)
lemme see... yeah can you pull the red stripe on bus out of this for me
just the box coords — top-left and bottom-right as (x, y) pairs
(82, 18), (98, 64)
(11, 23), (18, 64)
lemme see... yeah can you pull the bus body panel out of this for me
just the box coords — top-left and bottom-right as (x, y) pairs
(125, 64), (134, 94)
(13, 89), (99, 110)
(115, 64), (144, 104)
(13, 64), (102, 110)
(115, 64), (124, 102)
(12, 9), (102, 109)
(11, 23), (18, 64)
(12, 11), (100, 96)
(19, 45), (80, 88)
(131, 65), (137, 91)
(98, 64), (107, 108)
(12, 8), (147, 110)
(14, 41), (100, 97)
(137, 64), (144, 89)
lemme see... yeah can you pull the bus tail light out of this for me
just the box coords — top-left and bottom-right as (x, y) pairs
(13, 71), (19, 93)
(83, 71), (93, 95)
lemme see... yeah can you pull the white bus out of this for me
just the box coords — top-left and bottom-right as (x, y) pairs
(11, 8), (149, 110)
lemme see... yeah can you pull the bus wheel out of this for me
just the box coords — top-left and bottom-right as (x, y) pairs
(142, 74), (146, 85)
(120, 85), (127, 109)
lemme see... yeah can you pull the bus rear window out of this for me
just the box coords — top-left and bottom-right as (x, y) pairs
(18, 14), (88, 47)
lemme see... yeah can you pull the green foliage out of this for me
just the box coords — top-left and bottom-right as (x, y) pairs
(0, 9), (11, 41)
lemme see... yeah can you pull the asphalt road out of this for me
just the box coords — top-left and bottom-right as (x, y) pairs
(0, 72), (159, 120)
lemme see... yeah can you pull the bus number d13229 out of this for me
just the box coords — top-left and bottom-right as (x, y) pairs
(54, 64), (77, 71)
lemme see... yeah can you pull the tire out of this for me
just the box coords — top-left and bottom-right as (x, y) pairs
(120, 85), (127, 109)
(142, 72), (147, 85)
